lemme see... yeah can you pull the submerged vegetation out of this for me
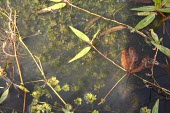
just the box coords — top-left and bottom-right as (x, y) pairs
(0, 0), (170, 113)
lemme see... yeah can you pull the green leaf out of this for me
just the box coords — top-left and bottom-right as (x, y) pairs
(153, 0), (161, 3)
(46, 3), (66, 10)
(165, 4), (170, 7)
(92, 29), (100, 42)
(136, 12), (156, 16)
(0, 88), (9, 104)
(150, 29), (159, 42)
(50, 0), (62, 2)
(151, 41), (170, 57)
(163, 0), (170, 7)
(93, 29), (100, 39)
(157, 8), (170, 13)
(62, 108), (72, 113)
(131, 6), (156, 11)
(69, 46), (91, 63)
(153, 0), (162, 8)
(69, 26), (90, 43)
(135, 14), (156, 30)
(152, 99), (159, 113)
(37, 3), (66, 13)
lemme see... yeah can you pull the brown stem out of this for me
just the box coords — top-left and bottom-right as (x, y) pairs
(98, 73), (127, 105)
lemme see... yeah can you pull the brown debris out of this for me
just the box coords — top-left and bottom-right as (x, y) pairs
(84, 17), (101, 31)
(121, 47), (151, 74)
(129, 55), (151, 74)
(99, 25), (126, 37)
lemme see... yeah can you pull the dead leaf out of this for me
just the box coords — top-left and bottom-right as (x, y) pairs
(121, 47), (137, 72)
(84, 17), (101, 31)
(121, 47), (151, 74)
(99, 25), (126, 37)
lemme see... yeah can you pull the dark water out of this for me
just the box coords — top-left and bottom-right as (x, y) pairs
(0, 0), (170, 113)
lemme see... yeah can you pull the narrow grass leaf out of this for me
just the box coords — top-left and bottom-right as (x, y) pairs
(37, 3), (66, 13)
(93, 29), (100, 39)
(135, 14), (156, 30)
(0, 88), (9, 104)
(69, 46), (91, 63)
(152, 99), (159, 113)
(131, 6), (156, 11)
(69, 26), (90, 43)
(151, 41), (170, 57)
(162, 0), (170, 6)
(50, 0), (62, 2)
(91, 29), (100, 42)
(157, 8), (170, 13)
(150, 29), (159, 42)
(162, 0), (166, 4)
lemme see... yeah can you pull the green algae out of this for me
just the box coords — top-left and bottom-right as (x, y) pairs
(0, 0), (148, 112)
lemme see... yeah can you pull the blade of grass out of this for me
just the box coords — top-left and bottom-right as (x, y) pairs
(69, 46), (91, 63)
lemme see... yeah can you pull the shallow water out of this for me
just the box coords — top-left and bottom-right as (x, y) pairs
(0, 0), (170, 113)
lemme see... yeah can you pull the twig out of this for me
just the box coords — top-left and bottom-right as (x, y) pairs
(91, 44), (125, 71)
(151, 48), (160, 86)
(18, 33), (67, 106)
(47, 82), (67, 106)
(98, 73), (127, 105)
(133, 74), (170, 95)
(8, 2), (26, 112)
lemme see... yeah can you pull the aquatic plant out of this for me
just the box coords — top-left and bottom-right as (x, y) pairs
(0, 0), (170, 113)
(140, 99), (159, 113)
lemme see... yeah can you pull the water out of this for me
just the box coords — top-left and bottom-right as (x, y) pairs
(0, 0), (170, 113)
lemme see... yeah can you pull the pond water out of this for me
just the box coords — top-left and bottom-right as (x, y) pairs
(0, 0), (170, 113)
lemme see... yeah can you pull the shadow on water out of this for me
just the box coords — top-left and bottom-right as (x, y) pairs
(0, 0), (170, 113)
